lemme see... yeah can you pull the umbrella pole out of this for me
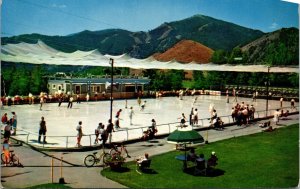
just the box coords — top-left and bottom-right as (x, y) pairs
(205, 130), (209, 144)
(184, 143), (187, 170)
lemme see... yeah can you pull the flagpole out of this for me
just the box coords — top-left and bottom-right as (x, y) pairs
(110, 58), (114, 122)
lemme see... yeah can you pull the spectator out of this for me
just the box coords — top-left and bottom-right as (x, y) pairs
(4, 120), (11, 140)
(136, 153), (149, 164)
(94, 123), (102, 144)
(1, 113), (8, 124)
(2, 138), (10, 166)
(106, 119), (115, 144)
(207, 151), (218, 169)
(187, 148), (198, 161)
(273, 109), (280, 125)
(11, 112), (17, 135)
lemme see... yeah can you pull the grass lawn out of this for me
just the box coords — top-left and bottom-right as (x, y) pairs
(26, 183), (72, 188)
(101, 124), (299, 188)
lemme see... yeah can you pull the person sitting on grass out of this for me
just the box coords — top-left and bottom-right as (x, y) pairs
(187, 148), (198, 162)
(207, 151), (218, 168)
(136, 153), (149, 165)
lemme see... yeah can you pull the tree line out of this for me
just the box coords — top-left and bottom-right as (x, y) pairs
(1, 63), (298, 96)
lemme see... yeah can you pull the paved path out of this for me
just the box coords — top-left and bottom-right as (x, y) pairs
(1, 114), (298, 188)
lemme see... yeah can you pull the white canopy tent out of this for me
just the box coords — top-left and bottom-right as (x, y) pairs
(1, 40), (298, 73)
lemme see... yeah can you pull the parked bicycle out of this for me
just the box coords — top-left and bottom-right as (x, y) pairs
(109, 143), (131, 158)
(84, 150), (111, 167)
(1, 150), (22, 167)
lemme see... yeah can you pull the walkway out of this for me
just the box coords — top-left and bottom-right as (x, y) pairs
(1, 113), (298, 188)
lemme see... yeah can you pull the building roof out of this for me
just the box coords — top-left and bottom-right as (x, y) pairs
(48, 77), (151, 84)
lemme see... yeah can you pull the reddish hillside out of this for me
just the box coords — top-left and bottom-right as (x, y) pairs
(153, 40), (214, 63)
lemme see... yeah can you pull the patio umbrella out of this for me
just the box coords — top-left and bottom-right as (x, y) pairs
(167, 129), (204, 170)
(167, 129), (204, 144)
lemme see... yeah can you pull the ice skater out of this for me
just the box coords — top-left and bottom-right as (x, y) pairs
(129, 106), (134, 125)
(141, 101), (146, 111)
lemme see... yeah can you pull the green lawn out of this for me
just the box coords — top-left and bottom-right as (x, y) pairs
(101, 124), (299, 188)
(26, 183), (72, 189)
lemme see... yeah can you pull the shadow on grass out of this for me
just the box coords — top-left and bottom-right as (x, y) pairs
(109, 167), (131, 173)
(184, 167), (225, 177)
(138, 168), (158, 174)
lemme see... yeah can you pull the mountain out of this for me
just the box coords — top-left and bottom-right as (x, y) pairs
(241, 27), (299, 65)
(153, 40), (213, 63)
(1, 14), (264, 58)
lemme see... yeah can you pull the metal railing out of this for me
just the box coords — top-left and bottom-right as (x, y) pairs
(11, 106), (297, 149)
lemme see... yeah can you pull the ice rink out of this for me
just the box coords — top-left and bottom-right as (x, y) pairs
(1, 95), (296, 148)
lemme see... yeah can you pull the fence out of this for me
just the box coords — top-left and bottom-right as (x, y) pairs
(14, 106), (297, 149)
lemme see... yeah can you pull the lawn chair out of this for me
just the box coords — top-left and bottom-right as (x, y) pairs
(136, 159), (151, 174)
(194, 158), (206, 176)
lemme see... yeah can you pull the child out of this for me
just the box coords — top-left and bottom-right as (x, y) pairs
(3, 138), (10, 166)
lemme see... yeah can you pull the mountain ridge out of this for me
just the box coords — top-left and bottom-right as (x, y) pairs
(2, 14), (265, 58)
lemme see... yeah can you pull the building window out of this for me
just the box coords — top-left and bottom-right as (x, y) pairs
(58, 86), (62, 90)
(52, 84), (56, 89)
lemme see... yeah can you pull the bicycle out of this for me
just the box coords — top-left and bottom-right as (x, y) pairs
(109, 143), (131, 158)
(1, 150), (22, 167)
(84, 150), (111, 167)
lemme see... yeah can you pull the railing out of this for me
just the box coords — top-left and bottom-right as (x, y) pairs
(12, 106), (298, 149)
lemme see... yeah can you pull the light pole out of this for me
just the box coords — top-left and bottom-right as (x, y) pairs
(265, 66), (270, 117)
(110, 58), (114, 122)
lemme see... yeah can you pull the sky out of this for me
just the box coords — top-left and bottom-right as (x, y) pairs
(1, 0), (299, 37)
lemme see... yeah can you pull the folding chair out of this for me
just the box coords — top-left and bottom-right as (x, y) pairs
(136, 159), (151, 174)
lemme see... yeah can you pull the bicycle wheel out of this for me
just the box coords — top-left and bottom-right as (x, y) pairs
(109, 148), (118, 156)
(10, 154), (19, 166)
(1, 153), (5, 164)
(102, 153), (111, 165)
(84, 155), (96, 167)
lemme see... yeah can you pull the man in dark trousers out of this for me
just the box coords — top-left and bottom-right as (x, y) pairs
(106, 119), (115, 145)
(38, 116), (47, 144)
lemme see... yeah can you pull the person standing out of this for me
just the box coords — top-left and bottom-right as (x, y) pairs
(280, 97), (284, 108)
(291, 98), (296, 110)
(129, 106), (134, 125)
(58, 95), (63, 107)
(38, 116), (47, 144)
(116, 109), (122, 118)
(94, 123), (102, 144)
(106, 119), (114, 144)
(189, 108), (194, 126)
(273, 109), (280, 125)
(140, 100), (146, 111)
(76, 121), (83, 147)
(233, 88), (237, 102)
(86, 93), (90, 103)
(2, 138), (10, 166)
(11, 112), (17, 135)
(178, 113), (186, 128)
(226, 89), (229, 103)
(76, 94), (81, 104)
(39, 94), (44, 110)
(115, 115), (121, 129)
(137, 97), (141, 106)
(4, 121), (11, 140)
(193, 108), (198, 125)
(67, 96), (73, 108)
